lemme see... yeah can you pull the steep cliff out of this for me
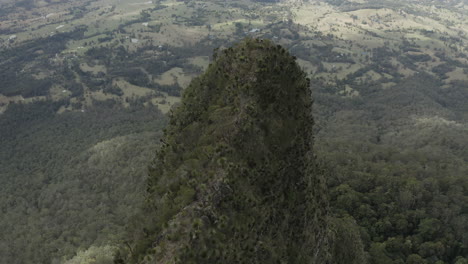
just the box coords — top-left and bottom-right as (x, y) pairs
(120, 38), (329, 263)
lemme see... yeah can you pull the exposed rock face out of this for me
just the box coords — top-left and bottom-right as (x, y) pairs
(124, 38), (328, 263)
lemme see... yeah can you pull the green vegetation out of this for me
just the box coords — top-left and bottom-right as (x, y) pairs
(0, 0), (467, 263)
(0, 100), (167, 263)
(314, 73), (468, 263)
(0, 26), (86, 97)
(117, 38), (329, 263)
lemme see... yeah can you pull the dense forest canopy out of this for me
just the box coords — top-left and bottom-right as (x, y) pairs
(0, 100), (167, 263)
(0, 0), (467, 263)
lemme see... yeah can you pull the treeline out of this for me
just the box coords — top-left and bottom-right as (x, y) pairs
(83, 44), (190, 96)
(0, 26), (87, 97)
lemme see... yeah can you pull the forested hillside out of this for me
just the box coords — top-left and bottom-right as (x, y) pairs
(117, 38), (329, 264)
(0, 0), (467, 263)
(0, 100), (166, 263)
(314, 73), (468, 263)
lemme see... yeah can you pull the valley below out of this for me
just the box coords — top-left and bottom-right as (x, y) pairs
(0, 0), (467, 263)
